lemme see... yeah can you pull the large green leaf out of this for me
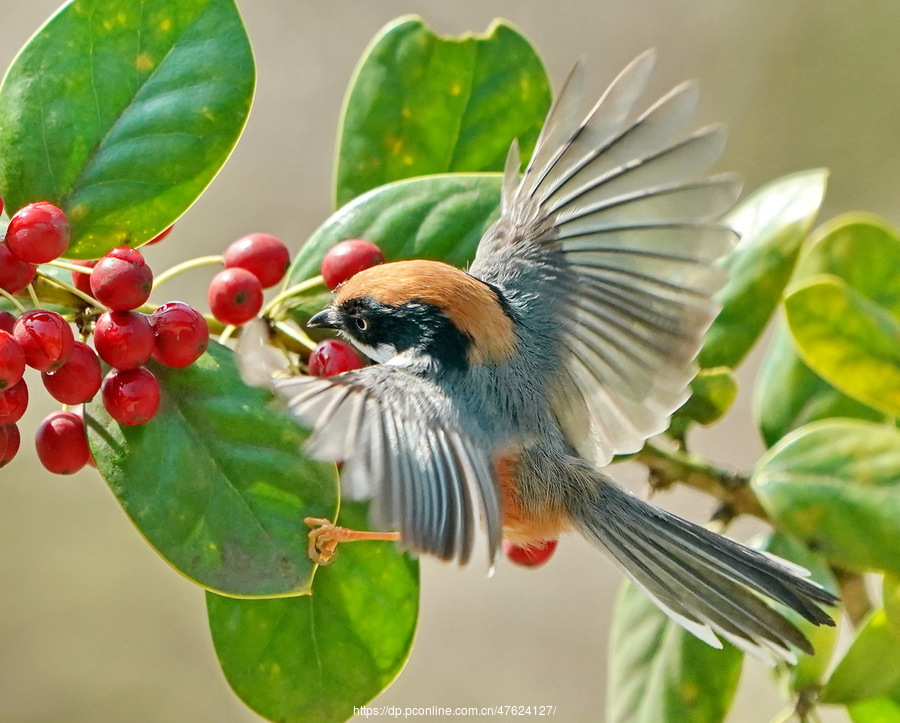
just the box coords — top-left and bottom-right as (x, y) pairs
(784, 275), (900, 418)
(821, 609), (900, 704)
(207, 501), (418, 723)
(0, 0), (254, 258)
(756, 533), (840, 689)
(286, 173), (502, 289)
(884, 575), (900, 637)
(849, 696), (900, 723)
(334, 16), (550, 208)
(699, 169), (827, 369)
(752, 419), (900, 575)
(754, 324), (882, 448)
(85, 341), (338, 597)
(755, 214), (898, 444)
(607, 581), (743, 723)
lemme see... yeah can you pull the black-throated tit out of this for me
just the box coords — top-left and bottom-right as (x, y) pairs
(244, 50), (838, 661)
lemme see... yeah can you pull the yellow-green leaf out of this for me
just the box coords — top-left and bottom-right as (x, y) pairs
(784, 275), (900, 418)
(821, 610), (900, 704)
(752, 419), (900, 575)
(755, 214), (900, 444)
(884, 575), (900, 637)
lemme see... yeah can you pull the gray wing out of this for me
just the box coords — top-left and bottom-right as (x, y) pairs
(471, 50), (740, 465)
(273, 366), (502, 564)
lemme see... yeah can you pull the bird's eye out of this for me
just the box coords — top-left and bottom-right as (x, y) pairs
(355, 317), (369, 331)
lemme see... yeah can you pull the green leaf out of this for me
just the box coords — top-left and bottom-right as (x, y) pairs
(752, 419), (900, 575)
(849, 695), (900, 723)
(0, 0), (255, 258)
(754, 324), (882, 448)
(821, 609), (900, 704)
(286, 173), (502, 290)
(334, 16), (550, 208)
(674, 367), (738, 427)
(608, 581), (743, 723)
(755, 533), (840, 688)
(207, 501), (418, 723)
(754, 214), (900, 445)
(784, 275), (900, 418)
(794, 214), (900, 312)
(85, 341), (338, 597)
(699, 169), (827, 369)
(885, 575), (900, 637)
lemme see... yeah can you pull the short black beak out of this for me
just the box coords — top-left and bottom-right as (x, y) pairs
(307, 308), (340, 329)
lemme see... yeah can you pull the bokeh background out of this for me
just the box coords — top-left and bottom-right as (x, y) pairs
(2, 1), (898, 721)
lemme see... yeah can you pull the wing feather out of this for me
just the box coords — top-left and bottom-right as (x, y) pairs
(472, 54), (739, 463)
(273, 366), (501, 564)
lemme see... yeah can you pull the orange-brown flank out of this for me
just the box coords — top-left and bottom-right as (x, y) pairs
(335, 260), (517, 365)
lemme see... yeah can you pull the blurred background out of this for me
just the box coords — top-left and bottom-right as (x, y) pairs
(2, 1), (898, 721)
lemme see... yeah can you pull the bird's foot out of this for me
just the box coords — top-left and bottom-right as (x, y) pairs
(304, 517), (401, 565)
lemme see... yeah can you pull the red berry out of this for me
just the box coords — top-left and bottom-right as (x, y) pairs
(0, 243), (37, 294)
(5, 201), (70, 264)
(0, 379), (28, 425)
(70, 259), (97, 298)
(208, 268), (263, 326)
(149, 301), (209, 368)
(321, 239), (385, 290)
(0, 311), (15, 334)
(102, 367), (160, 426)
(224, 233), (291, 288)
(503, 539), (558, 568)
(42, 341), (102, 404)
(0, 330), (25, 390)
(1, 424), (20, 467)
(13, 310), (74, 372)
(308, 338), (364, 376)
(35, 410), (90, 474)
(90, 247), (153, 310)
(146, 225), (173, 245)
(93, 310), (154, 370)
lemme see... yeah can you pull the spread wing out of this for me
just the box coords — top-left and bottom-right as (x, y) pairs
(272, 365), (502, 565)
(471, 50), (740, 464)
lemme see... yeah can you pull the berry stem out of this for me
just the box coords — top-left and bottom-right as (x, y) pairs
(0, 287), (28, 313)
(26, 283), (40, 309)
(35, 268), (108, 311)
(218, 324), (237, 344)
(49, 258), (93, 275)
(153, 255), (224, 290)
(264, 275), (326, 318)
(271, 320), (317, 352)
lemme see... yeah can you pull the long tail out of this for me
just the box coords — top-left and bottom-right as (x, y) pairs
(572, 478), (839, 661)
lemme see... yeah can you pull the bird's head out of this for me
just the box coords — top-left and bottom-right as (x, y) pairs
(307, 259), (516, 370)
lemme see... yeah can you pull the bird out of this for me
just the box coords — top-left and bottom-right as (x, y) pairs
(241, 49), (838, 662)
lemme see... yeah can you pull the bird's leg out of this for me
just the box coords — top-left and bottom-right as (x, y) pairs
(304, 517), (401, 565)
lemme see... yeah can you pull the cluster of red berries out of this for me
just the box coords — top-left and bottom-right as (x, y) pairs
(0, 202), (209, 474)
(208, 233), (291, 326)
(303, 239), (385, 377)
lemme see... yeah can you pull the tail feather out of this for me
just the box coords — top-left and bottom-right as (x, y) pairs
(613, 515), (813, 657)
(574, 480), (839, 661)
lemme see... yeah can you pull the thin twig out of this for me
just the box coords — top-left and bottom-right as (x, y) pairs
(633, 441), (766, 520)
